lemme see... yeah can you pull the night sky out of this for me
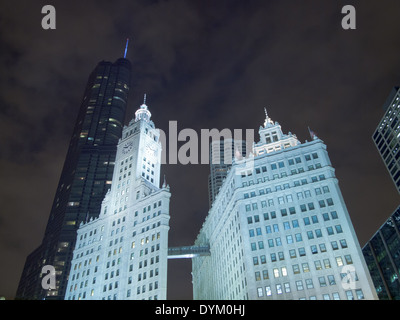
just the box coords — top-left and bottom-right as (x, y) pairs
(1, 0), (400, 300)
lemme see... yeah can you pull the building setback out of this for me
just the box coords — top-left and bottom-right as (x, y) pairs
(65, 100), (171, 300)
(16, 57), (131, 300)
(192, 111), (377, 300)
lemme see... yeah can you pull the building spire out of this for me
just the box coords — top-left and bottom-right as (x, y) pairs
(263, 107), (274, 127)
(124, 38), (129, 59)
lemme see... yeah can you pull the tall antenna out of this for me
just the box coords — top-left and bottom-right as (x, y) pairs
(124, 38), (129, 58)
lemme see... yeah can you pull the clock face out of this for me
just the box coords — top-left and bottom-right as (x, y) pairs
(122, 141), (133, 154)
(145, 144), (157, 158)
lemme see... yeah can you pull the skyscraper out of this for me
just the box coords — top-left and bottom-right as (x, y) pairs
(16, 57), (132, 300)
(208, 139), (247, 208)
(372, 86), (400, 193)
(362, 206), (400, 300)
(65, 99), (171, 300)
(192, 111), (377, 300)
(361, 85), (400, 300)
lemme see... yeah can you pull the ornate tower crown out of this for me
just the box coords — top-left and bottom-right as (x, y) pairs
(135, 94), (152, 122)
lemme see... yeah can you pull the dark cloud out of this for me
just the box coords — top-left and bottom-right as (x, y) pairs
(0, 0), (400, 300)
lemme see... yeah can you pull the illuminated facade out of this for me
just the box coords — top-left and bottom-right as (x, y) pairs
(16, 58), (131, 300)
(192, 111), (377, 300)
(65, 100), (171, 300)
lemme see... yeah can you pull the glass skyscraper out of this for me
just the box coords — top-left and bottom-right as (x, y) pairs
(362, 85), (400, 300)
(16, 57), (132, 300)
(373, 86), (400, 193)
(362, 207), (400, 300)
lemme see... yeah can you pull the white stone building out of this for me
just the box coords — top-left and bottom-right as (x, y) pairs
(65, 99), (171, 300)
(192, 110), (378, 300)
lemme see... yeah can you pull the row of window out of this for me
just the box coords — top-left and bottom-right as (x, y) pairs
(253, 253), (352, 273)
(244, 185), (330, 200)
(251, 237), (347, 261)
(242, 152), (320, 177)
(257, 285), (364, 300)
(242, 171), (326, 188)
(245, 196), (334, 214)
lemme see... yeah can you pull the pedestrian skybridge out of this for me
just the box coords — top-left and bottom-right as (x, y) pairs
(167, 245), (210, 259)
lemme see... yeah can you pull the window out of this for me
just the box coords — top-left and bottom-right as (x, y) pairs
(273, 268), (280, 278)
(322, 213), (330, 221)
(284, 282), (291, 293)
(335, 225), (343, 233)
(340, 239), (348, 248)
(265, 286), (272, 296)
(257, 287), (263, 297)
(311, 245), (318, 254)
(328, 275), (336, 285)
(268, 239), (274, 248)
(302, 263), (310, 273)
(296, 280), (304, 291)
(346, 290), (354, 300)
(319, 276), (327, 287)
(305, 278), (314, 289)
(336, 256), (344, 267)
(355, 289), (364, 300)
(253, 257), (259, 265)
(344, 255), (353, 264)
(292, 264), (300, 274)
(251, 243), (257, 251)
(260, 255), (267, 264)
(255, 272), (261, 281)
(283, 222), (291, 230)
(276, 284), (283, 295)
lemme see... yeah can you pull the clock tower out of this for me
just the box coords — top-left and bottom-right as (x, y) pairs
(115, 95), (162, 190)
(65, 96), (171, 300)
